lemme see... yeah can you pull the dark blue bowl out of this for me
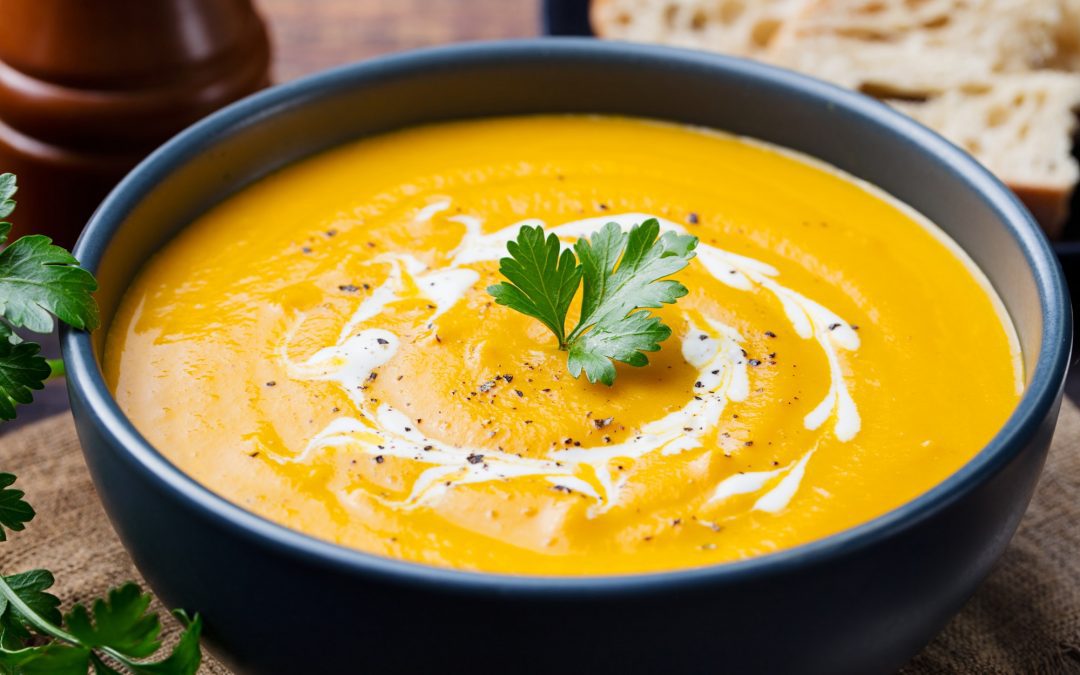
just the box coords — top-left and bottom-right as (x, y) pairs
(61, 39), (1071, 674)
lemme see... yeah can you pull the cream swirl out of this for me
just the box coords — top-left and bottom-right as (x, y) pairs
(277, 203), (861, 516)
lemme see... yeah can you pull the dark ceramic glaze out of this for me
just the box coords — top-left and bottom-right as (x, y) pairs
(61, 40), (1071, 675)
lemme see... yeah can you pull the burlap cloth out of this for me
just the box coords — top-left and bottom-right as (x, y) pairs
(1, 403), (1078, 674)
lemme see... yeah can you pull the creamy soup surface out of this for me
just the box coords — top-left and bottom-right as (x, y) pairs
(105, 116), (1022, 574)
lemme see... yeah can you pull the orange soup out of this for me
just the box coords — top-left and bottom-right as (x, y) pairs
(105, 116), (1022, 574)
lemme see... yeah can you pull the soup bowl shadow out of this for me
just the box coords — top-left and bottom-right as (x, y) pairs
(61, 39), (1071, 674)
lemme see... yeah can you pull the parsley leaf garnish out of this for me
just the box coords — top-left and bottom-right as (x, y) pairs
(0, 174), (16, 221)
(0, 641), (91, 674)
(0, 230), (99, 334)
(0, 174), (203, 673)
(487, 225), (582, 348)
(0, 341), (51, 422)
(488, 218), (698, 385)
(0, 475), (203, 675)
(65, 585), (162, 659)
(119, 611), (202, 675)
(0, 474), (34, 542)
(0, 174), (99, 420)
(0, 570), (61, 650)
(567, 308), (674, 386)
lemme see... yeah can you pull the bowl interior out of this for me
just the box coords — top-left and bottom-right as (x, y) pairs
(68, 39), (1070, 581)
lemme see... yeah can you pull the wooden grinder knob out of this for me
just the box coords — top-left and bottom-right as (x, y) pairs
(0, 0), (271, 246)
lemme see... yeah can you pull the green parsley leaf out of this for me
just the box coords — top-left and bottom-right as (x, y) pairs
(0, 234), (99, 334)
(0, 173), (99, 421)
(120, 611), (201, 675)
(0, 174), (16, 226)
(567, 309), (673, 386)
(571, 219), (697, 337)
(0, 642), (91, 675)
(0, 475), (34, 543)
(0, 571), (62, 650)
(488, 225), (582, 347)
(571, 221), (626, 328)
(0, 174), (203, 674)
(0, 575), (202, 675)
(0, 341), (50, 422)
(488, 219), (697, 385)
(64, 585), (161, 660)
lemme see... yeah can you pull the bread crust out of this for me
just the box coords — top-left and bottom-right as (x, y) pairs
(1011, 183), (1073, 238)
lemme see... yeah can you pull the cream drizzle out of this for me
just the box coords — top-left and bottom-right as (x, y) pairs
(278, 202), (863, 518)
(705, 448), (816, 514)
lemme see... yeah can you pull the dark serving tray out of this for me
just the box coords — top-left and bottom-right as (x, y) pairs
(542, 0), (1080, 291)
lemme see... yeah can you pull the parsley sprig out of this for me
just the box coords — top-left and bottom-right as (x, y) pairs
(0, 474), (203, 674)
(0, 174), (203, 674)
(0, 174), (99, 420)
(488, 219), (698, 385)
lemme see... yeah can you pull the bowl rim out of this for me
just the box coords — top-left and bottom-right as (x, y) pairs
(62, 38), (1072, 594)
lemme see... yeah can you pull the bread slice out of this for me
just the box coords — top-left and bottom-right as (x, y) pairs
(890, 72), (1080, 236)
(589, 0), (1080, 234)
(590, 0), (806, 57)
(768, 0), (1064, 98)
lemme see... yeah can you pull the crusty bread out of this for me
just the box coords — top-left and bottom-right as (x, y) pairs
(890, 73), (1080, 237)
(589, 0), (1080, 234)
(590, 0), (806, 56)
(768, 0), (1064, 97)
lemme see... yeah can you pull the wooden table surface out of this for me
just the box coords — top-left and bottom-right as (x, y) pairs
(1, 0), (542, 435)
(261, 0), (540, 80)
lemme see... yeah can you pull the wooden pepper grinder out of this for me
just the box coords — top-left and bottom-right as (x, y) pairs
(0, 0), (271, 247)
